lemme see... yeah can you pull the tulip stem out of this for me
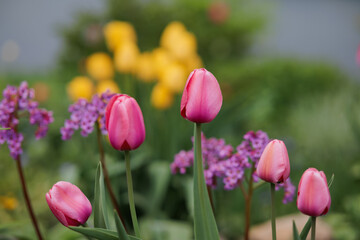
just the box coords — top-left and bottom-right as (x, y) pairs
(311, 216), (316, 240)
(193, 123), (219, 239)
(244, 163), (256, 240)
(124, 151), (141, 238)
(96, 123), (127, 232)
(15, 156), (43, 240)
(270, 183), (277, 240)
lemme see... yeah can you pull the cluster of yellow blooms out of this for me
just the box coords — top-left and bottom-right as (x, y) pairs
(67, 21), (203, 110)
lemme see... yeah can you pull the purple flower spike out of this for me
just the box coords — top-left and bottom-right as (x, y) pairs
(0, 81), (53, 159)
(61, 91), (114, 140)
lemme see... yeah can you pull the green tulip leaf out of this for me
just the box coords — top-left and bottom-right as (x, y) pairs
(292, 221), (301, 240)
(299, 217), (312, 240)
(0, 127), (10, 130)
(328, 174), (335, 189)
(94, 163), (110, 229)
(193, 123), (220, 240)
(70, 227), (141, 240)
(114, 211), (130, 240)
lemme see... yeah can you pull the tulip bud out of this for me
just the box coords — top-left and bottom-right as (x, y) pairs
(46, 181), (92, 227)
(297, 168), (331, 217)
(105, 94), (145, 151)
(180, 68), (222, 123)
(256, 139), (290, 183)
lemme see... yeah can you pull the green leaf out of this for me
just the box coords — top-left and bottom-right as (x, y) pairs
(292, 221), (301, 240)
(70, 227), (141, 240)
(193, 123), (219, 240)
(114, 211), (130, 240)
(328, 174), (335, 189)
(299, 217), (312, 240)
(94, 163), (110, 229)
(0, 127), (10, 130)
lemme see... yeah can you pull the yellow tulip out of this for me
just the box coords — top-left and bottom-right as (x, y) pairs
(96, 79), (120, 94)
(0, 196), (18, 211)
(151, 83), (174, 110)
(67, 76), (94, 101)
(114, 40), (139, 74)
(168, 31), (197, 61)
(160, 21), (187, 50)
(103, 21), (137, 51)
(135, 52), (156, 82)
(152, 48), (174, 78)
(159, 62), (187, 93)
(86, 52), (114, 80)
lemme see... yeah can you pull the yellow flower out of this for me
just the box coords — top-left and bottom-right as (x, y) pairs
(67, 76), (94, 101)
(104, 21), (137, 51)
(0, 196), (18, 211)
(135, 52), (156, 82)
(86, 52), (114, 81)
(168, 31), (197, 61)
(159, 62), (187, 93)
(160, 22), (197, 61)
(152, 48), (174, 78)
(160, 21), (187, 50)
(185, 54), (203, 73)
(114, 40), (139, 74)
(151, 83), (174, 110)
(96, 79), (120, 94)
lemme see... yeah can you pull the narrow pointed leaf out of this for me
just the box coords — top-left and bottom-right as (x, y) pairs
(300, 217), (312, 240)
(328, 174), (335, 189)
(193, 123), (219, 240)
(292, 221), (301, 240)
(94, 163), (110, 229)
(70, 227), (141, 240)
(0, 128), (10, 130)
(114, 211), (130, 240)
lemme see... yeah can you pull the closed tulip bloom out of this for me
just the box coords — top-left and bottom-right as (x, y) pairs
(106, 94), (145, 151)
(297, 168), (331, 217)
(256, 139), (290, 183)
(46, 181), (92, 227)
(180, 68), (222, 123)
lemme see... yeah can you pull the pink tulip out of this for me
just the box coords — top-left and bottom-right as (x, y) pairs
(105, 94), (145, 151)
(297, 168), (331, 217)
(256, 139), (290, 183)
(46, 181), (92, 227)
(180, 68), (222, 123)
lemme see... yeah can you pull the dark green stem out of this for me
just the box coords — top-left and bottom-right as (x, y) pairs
(244, 163), (255, 240)
(311, 216), (316, 240)
(125, 151), (141, 238)
(270, 183), (276, 240)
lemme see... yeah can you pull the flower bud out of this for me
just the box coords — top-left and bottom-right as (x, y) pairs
(180, 68), (222, 123)
(297, 168), (331, 217)
(46, 181), (92, 227)
(256, 139), (290, 183)
(105, 94), (145, 151)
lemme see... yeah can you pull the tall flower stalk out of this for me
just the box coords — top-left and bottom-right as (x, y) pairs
(0, 82), (54, 240)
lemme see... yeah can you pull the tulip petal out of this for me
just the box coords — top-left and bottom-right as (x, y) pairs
(108, 98), (129, 150)
(123, 98), (145, 150)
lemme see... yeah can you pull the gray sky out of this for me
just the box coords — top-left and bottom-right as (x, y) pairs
(0, 0), (359, 78)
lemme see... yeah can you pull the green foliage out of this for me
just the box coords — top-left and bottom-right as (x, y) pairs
(94, 163), (110, 229)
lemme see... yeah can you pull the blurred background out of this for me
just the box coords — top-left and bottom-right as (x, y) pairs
(1, 0), (360, 239)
